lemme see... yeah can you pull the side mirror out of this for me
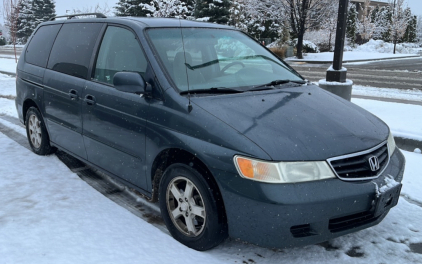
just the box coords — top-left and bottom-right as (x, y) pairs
(113, 72), (146, 94)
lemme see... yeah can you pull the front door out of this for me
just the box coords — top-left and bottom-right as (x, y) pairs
(82, 26), (149, 190)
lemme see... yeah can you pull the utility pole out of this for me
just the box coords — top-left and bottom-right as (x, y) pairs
(319, 0), (353, 101)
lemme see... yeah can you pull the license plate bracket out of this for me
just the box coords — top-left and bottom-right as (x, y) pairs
(374, 184), (402, 217)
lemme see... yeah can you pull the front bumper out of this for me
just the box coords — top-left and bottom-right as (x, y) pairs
(213, 148), (405, 249)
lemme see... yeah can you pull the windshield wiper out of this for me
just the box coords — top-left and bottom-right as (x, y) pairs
(180, 87), (244, 95)
(247, 79), (306, 91)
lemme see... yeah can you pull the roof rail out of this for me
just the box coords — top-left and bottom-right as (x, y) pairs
(49, 13), (107, 21)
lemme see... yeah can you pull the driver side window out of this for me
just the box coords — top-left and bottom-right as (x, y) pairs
(94, 26), (147, 85)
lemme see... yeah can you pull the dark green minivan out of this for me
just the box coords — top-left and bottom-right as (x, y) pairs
(16, 14), (405, 251)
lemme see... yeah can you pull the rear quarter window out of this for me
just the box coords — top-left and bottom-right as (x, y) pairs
(25, 24), (62, 68)
(47, 23), (103, 79)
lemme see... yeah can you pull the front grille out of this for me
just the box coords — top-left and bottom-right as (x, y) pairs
(327, 142), (389, 181)
(329, 211), (379, 233)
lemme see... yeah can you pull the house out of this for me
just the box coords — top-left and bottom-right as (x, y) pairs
(351, 0), (389, 20)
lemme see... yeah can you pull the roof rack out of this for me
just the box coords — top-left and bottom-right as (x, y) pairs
(49, 13), (107, 21)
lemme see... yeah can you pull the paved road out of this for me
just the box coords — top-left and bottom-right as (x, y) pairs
(289, 57), (422, 90)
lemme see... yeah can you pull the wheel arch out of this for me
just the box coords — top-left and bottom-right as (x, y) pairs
(22, 99), (41, 125)
(150, 148), (227, 224)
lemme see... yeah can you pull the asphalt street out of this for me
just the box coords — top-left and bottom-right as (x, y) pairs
(289, 57), (422, 90)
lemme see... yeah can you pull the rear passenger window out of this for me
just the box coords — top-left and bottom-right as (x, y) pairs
(47, 23), (102, 79)
(93, 26), (147, 85)
(26, 24), (61, 68)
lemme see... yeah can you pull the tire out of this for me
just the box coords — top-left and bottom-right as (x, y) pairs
(159, 164), (228, 251)
(25, 107), (55, 155)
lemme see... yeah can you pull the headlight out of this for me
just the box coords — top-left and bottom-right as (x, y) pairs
(388, 131), (396, 157)
(234, 156), (336, 183)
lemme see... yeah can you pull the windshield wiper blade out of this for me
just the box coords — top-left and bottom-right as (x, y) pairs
(180, 87), (243, 95)
(248, 79), (306, 91)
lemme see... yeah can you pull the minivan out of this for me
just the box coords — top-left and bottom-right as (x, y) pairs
(16, 14), (405, 251)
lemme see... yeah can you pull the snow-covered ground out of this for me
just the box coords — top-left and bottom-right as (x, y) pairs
(353, 99), (422, 142)
(285, 39), (421, 62)
(0, 57), (17, 73)
(352, 85), (422, 101)
(286, 51), (418, 62)
(1, 73), (422, 263)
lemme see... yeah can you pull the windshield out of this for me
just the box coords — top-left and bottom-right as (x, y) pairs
(147, 28), (304, 92)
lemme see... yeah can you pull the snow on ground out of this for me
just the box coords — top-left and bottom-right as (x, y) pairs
(0, 57), (18, 73)
(1, 72), (422, 263)
(352, 86), (422, 101)
(0, 73), (16, 96)
(354, 39), (418, 54)
(352, 99), (422, 142)
(286, 51), (418, 62)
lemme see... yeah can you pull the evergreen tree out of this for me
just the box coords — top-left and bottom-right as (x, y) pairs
(195, 0), (231, 24)
(372, 6), (391, 42)
(181, 0), (196, 19)
(400, 8), (417, 43)
(31, 0), (56, 31)
(114, 0), (152, 17)
(141, 0), (188, 18)
(346, 4), (358, 46)
(16, 0), (34, 43)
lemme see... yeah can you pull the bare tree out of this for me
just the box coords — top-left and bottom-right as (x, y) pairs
(356, 0), (375, 43)
(3, 0), (20, 62)
(280, 0), (332, 59)
(71, 3), (113, 17)
(390, 0), (410, 54)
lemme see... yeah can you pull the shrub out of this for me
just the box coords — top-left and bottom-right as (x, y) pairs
(269, 46), (287, 59)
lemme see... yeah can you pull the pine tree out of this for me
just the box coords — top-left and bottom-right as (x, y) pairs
(373, 6), (392, 42)
(31, 0), (56, 31)
(401, 9), (417, 43)
(41, 0), (56, 21)
(181, 0), (196, 19)
(346, 4), (358, 46)
(114, 0), (152, 17)
(16, 0), (34, 44)
(195, 0), (231, 24)
(140, 0), (188, 18)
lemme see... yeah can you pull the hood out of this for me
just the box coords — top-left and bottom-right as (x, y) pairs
(191, 85), (389, 161)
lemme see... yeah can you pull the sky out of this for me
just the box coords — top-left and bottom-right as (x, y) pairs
(406, 0), (422, 16)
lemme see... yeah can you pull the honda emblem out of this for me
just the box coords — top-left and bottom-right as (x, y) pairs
(368, 156), (380, 172)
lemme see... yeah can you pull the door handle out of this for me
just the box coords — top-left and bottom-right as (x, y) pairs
(84, 95), (96, 105)
(69, 89), (78, 100)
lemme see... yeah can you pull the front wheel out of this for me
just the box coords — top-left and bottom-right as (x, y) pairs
(159, 164), (227, 251)
(25, 107), (55, 155)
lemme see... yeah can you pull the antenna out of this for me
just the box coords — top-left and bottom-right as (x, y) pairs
(179, 19), (193, 112)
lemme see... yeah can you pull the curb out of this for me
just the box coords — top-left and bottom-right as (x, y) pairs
(287, 55), (421, 64)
